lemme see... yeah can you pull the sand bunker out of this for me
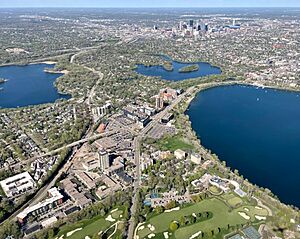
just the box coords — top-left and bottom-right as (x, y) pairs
(106, 215), (116, 222)
(165, 207), (180, 213)
(190, 231), (202, 239)
(238, 212), (250, 220)
(255, 206), (263, 210)
(163, 232), (169, 239)
(138, 225), (145, 231)
(148, 233), (155, 238)
(255, 215), (266, 221)
(111, 208), (118, 213)
(147, 224), (155, 231)
(66, 228), (82, 237)
(244, 208), (249, 212)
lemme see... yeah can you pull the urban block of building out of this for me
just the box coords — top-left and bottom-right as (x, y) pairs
(0, 172), (36, 198)
(17, 187), (63, 223)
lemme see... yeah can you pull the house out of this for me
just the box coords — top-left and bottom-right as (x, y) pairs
(174, 149), (186, 160)
(190, 153), (202, 164)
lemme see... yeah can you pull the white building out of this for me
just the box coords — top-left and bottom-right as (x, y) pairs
(99, 150), (110, 170)
(17, 187), (63, 223)
(92, 103), (112, 122)
(190, 153), (202, 165)
(174, 149), (186, 160)
(141, 155), (153, 171)
(0, 172), (36, 198)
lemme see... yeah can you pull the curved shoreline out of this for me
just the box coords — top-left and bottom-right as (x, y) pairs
(0, 63), (71, 109)
(182, 80), (300, 210)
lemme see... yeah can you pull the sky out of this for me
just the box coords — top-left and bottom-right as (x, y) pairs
(0, 0), (300, 8)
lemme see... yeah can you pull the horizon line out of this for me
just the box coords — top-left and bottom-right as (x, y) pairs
(1, 6), (300, 9)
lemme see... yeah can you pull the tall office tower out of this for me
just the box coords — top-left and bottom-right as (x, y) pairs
(179, 21), (183, 31)
(197, 24), (201, 31)
(205, 24), (209, 32)
(99, 150), (110, 170)
(189, 20), (194, 27)
(233, 19), (236, 26)
(155, 95), (164, 110)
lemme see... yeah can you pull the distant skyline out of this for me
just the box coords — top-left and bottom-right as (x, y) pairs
(1, 0), (300, 8)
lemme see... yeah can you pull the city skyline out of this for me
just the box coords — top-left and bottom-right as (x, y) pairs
(1, 0), (300, 8)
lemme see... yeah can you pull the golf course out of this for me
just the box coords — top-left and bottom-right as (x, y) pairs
(137, 197), (268, 239)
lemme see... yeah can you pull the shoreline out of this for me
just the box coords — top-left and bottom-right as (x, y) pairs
(181, 80), (300, 210)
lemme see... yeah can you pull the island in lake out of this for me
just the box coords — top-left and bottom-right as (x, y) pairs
(179, 64), (199, 73)
(162, 61), (174, 71)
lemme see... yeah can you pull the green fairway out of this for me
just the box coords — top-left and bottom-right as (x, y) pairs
(137, 198), (267, 239)
(67, 218), (110, 239)
(56, 209), (123, 239)
(226, 195), (243, 208)
(156, 135), (194, 152)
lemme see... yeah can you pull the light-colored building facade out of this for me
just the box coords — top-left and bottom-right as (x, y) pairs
(99, 150), (110, 170)
(191, 153), (202, 164)
(17, 187), (63, 223)
(174, 149), (186, 160)
(0, 172), (36, 198)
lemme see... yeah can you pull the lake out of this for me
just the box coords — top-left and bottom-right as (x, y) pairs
(0, 63), (70, 108)
(187, 85), (300, 207)
(135, 56), (221, 81)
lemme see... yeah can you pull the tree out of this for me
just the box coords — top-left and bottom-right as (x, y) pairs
(164, 200), (177, 210)
(169, 221), (179, 231)
(177, 215), (184, 225)
(155, 206), (164, 214)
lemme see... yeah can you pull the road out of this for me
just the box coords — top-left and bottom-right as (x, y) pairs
(0, 129), (116, 225)
(127, 87), (195, 239)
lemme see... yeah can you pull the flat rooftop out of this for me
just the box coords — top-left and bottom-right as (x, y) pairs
(0, 172), (36, 198)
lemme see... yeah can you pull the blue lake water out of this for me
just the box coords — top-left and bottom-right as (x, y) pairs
(135, 57), (221, 81)
(187, 85), (300, 207)
(0, 64), (70, 108)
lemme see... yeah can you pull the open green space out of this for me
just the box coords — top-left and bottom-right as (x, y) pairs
(155, 134), (195, 152)
(55, 209), (123, 239)
(208, 185), (223, 195)
(137, 198), (268, 239)
(222, 193), (244, 208)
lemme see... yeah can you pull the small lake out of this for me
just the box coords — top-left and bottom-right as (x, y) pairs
(135, 56), (221, 81)
(187, 85), (300, 207)
(0, 64), (70, 108)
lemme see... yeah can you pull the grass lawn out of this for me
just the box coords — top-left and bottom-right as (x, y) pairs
(209, 186), (222, 194)
(56, 209), (123, 239)
(156, 135), (194, 152)
(227, 196), (243, 208)
(234, 206), (268, 219)
(67, 218), (110, 239)
(112, 210), (123, 219)
(138, 198), (267, 239)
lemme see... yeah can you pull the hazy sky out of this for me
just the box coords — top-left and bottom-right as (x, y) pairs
(1, 0), (300, 8)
